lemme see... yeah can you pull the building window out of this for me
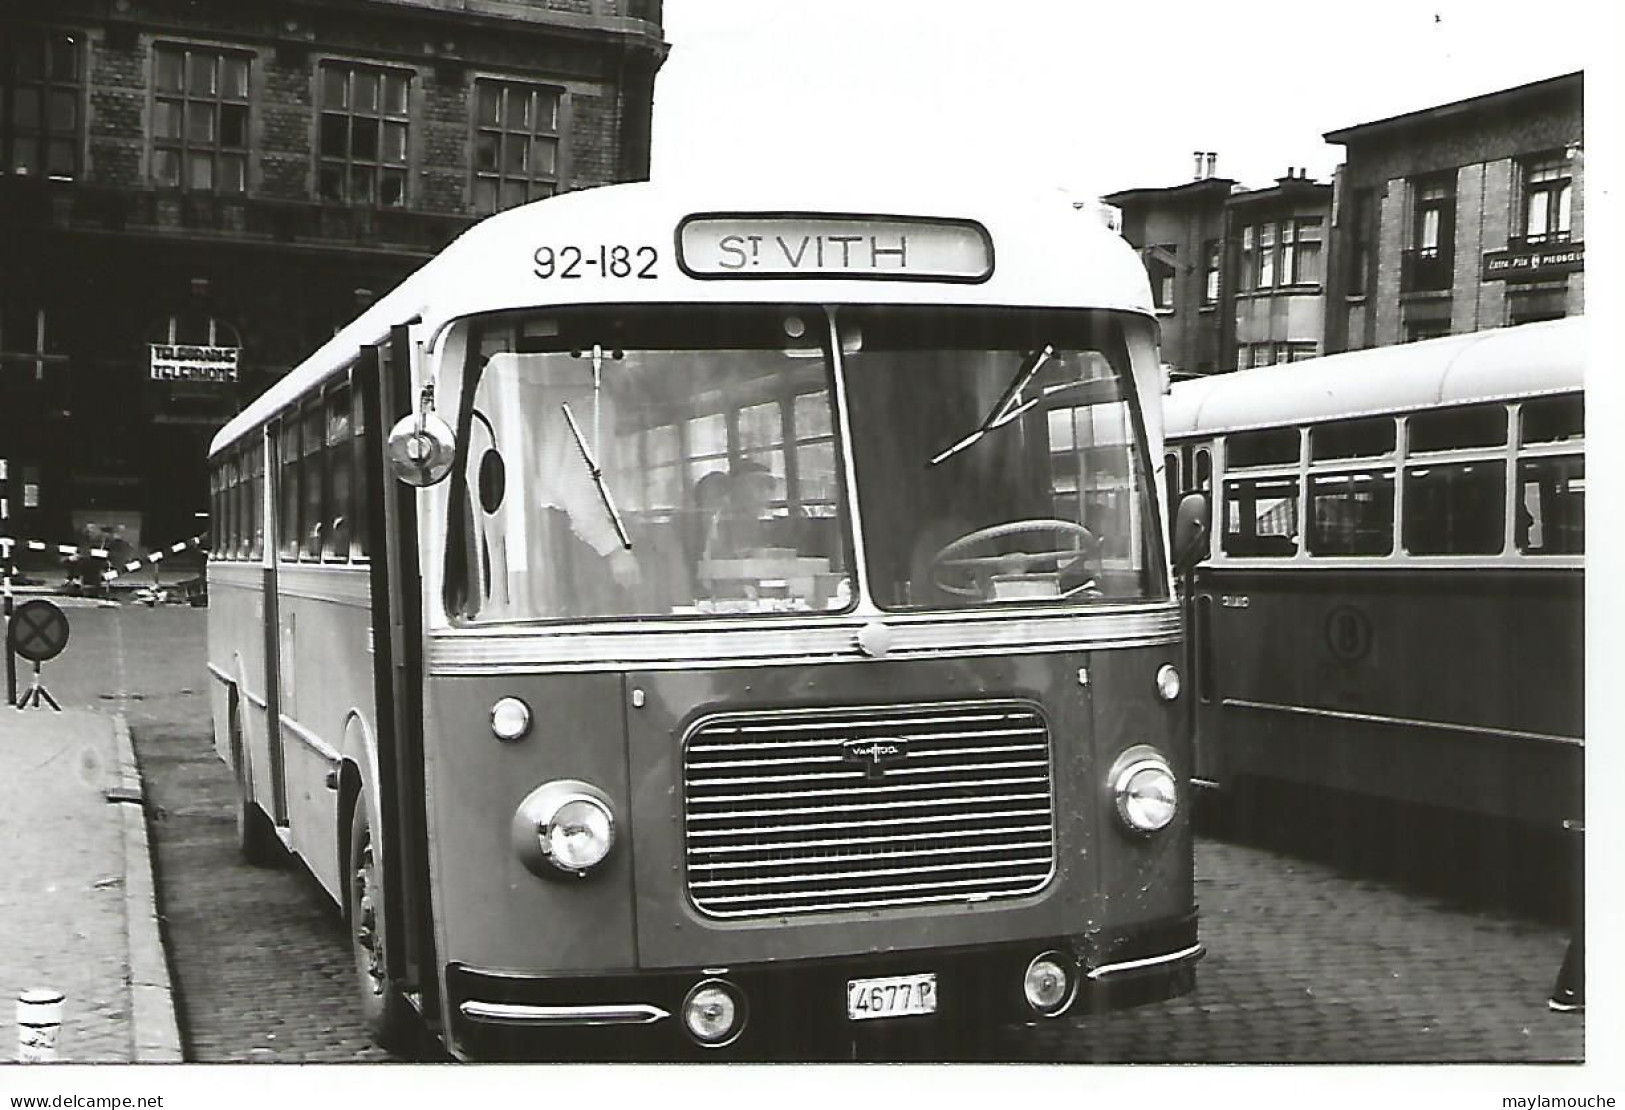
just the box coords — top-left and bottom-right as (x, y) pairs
(1405, 320), (1451, 343)
(472, 79), (563, 216)
(1347, 188), (1374, 296)
(1402, 174), (1455, 292)
(319, 63), (410, 206)
(0, 302), (67, 388)
(1, 26), (83, 179)
(1257, 223), (1276, 287)
(1239, 226), (1256, 291)
(1202, 240), (1220, 305)
(1283, 342), (1318, 363)
(153, 45), (250, 193)
(1520, 152), (1573, 245)
(1282, 217), (1322, 285)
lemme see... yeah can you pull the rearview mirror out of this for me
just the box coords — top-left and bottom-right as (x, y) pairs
(1172, 491), (1210, 574)
(387, 409), (457, 487)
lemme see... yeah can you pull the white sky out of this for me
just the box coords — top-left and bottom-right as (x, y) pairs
(651, 0), (1608, 197)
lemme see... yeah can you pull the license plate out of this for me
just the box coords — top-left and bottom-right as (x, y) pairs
(846, 973), (938, 1021)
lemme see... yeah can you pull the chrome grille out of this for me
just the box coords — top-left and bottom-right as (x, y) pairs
(683, 701), (1056, 919)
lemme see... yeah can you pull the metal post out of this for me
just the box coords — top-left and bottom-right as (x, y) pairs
(2, 535), (15, 707)
(16, 989), (64, 1062)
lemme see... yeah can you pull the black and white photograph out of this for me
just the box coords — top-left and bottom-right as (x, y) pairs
(0, 0), (1614, 1103)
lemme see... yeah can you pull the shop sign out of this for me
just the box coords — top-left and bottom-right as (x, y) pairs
(1482, 241), (1584, 282)
(149, 343), (240, 383)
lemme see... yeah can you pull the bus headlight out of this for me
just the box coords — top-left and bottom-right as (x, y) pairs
(1108, 746), (1178, 834)
(511, 781), (617, 878)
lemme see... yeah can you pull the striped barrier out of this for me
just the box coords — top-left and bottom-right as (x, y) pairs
(1, 535), (208, 584)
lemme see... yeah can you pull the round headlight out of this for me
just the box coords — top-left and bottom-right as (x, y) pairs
(1109, 746), (1178, 833)
(511, 781), (617, 878)
(682, 979), (747, 1047)
(1155, 663), (1182, 702)
(490, 696), (532, 742)
(543, 796), (614, 872)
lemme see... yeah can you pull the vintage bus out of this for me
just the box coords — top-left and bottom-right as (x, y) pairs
(206, 180), (1207, 1060)
(1164, 317), (1583, 833)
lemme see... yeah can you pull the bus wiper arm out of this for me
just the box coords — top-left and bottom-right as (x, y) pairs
(928, 344), (1054, 467)
(560, 401), (632, 550)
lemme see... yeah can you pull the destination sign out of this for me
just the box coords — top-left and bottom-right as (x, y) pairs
(677, 214), (993, 282)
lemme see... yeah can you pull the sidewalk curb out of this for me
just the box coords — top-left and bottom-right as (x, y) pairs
(111, 713), (184, 1063)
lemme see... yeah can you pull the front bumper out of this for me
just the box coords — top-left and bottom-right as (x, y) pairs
(445, 912), (1201, 1060)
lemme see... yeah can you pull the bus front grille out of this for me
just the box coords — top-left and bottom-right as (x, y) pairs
(682, 700), (1056, 919)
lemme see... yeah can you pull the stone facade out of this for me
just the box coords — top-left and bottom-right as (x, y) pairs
(0, 0), (664, 557)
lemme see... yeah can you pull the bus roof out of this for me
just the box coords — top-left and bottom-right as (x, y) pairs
(1164, 316), (1585, 439)
(211, 180), (1154, 456)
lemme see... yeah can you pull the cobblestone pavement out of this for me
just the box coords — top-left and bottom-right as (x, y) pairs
(30, 605), (1597, 1067)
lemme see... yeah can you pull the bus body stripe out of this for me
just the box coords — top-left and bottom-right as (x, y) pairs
(1221, 697), (1582, 748)
(427, 606), (1178, 673)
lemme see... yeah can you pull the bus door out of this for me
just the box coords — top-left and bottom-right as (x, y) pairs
(361, 326), (440, 1029)
(1178, 443), (1220, 786)
(256, 418), (291, 828)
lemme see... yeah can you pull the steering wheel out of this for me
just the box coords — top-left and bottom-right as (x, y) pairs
(929, 519), (1099, 598)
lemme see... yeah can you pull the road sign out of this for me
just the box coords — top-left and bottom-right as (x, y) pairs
(8, 599), (70, 663)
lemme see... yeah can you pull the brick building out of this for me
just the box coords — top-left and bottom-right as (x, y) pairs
(1108, 153), (1234, 378)
(1224, 170), (1332, 371)
(1107, 72), (1582, 377)
(0, 0), (665, 565)
(1323, 71), (1583, 352)
(1107, 157), (1333, 377)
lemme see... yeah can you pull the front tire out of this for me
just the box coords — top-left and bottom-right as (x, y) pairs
(347, 798), (414, 1053)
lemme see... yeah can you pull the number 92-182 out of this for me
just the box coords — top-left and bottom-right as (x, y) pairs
(533, 245), (659, 280)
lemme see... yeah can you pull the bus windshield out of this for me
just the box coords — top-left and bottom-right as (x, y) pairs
(448, 304), (852, 623)
(838, 305), (1163, 609)
(446, 303), (1161, 624)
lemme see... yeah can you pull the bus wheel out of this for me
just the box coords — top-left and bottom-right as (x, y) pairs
(347, 799), (414, 1054)
(231, 708), (281, 867)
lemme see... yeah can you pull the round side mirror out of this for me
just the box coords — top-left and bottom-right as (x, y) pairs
(1172, 491), (1210, 574)
(387, 411), (457, 486)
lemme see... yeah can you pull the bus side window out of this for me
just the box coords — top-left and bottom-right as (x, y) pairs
(325, 384), (354, 561)
(302, 404), (325, 560)
(1221, 475), (1299, 557)
(351, 383), (369, 560)
(1517, 394), (1584, 556)
(1402, 461), (1505, 554)
(1308, 470), (1395, 556)
(249, 437), (264, 560)
(238, 445), (254, 560)
(278, 421), (300, 560)
(1518, 456), (1584, 554)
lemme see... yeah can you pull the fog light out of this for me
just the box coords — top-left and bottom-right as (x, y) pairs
(1155, 663), (1182, 701)
(682, 979), (746, 1047)
(1023, 953), (1074, 1016)
(490, 696), (532, 742)
(1109, 746), (1178, 834)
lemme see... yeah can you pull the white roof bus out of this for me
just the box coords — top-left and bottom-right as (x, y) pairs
(1164, 317), (1583, 835)
(205, 179), (1207, 1061)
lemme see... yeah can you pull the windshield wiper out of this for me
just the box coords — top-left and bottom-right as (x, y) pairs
(928, 344), (1055, 467)
(560, 400), (632, 550)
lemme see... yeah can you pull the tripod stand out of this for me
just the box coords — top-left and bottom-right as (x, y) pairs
(17, 661), (60, 711)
